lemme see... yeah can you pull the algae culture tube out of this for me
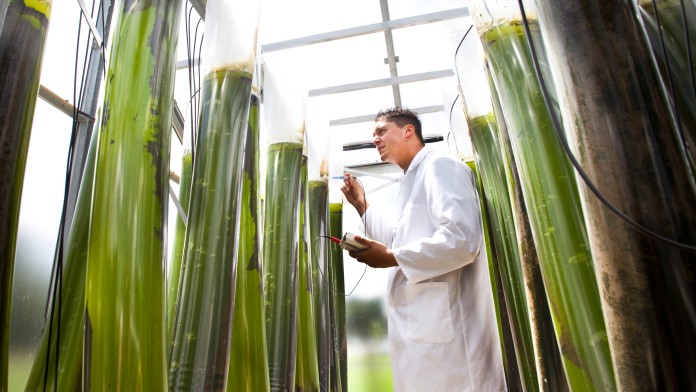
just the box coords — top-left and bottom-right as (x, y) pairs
(295, 135), (321, 392)
(0, 1), (52, 388)
(455, 29), (539, 391)
(468, 0), (615, 390)
(533, 0), (696, 389)
(305, 108), (332, 391)
(168, 0), (262, 390)
(84, 0), (183, 390)
(262, 62), (307, 392)
(226, 66), (271, 392)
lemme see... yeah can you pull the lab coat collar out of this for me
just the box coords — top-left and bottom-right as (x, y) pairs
(404, 146), (432, 174)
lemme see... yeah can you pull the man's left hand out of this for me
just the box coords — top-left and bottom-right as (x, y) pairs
(348, 235), (398, 268)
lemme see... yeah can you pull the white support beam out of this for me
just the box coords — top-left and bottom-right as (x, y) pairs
(260, 7), (469, 53)
(176, 7), (469, 70)
(310, 69), (454, 97)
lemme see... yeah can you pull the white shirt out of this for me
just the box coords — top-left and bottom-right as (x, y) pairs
(364, 147), (506, 392)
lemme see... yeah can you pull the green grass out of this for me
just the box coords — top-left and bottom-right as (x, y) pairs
(347, 349), (393, 392)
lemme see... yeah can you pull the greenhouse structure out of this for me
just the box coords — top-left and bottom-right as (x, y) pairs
(1, 0), (694, 390)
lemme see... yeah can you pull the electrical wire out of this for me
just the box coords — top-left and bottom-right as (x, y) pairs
(43, 0), (108, 387)
(309, 175), (372, 296)
(516, 0), (696, 253)
(447, 94), (461, 155)
(311, 236), (367, 297)
(650, 0), (687, 151)
(447, 25), (474, 157)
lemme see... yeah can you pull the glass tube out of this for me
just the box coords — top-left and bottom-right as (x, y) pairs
(226, 80), (270, 392)
(84, 0), (183, 390)
(262, 61), (307, 392)
(533, 0), (696, 389)
(305, 108), (332, 390)
(168, 0), (261, 390)
(636, 0), (696, 172)
(468, 0), (615, 390)
(0, 2), (52, 387)
(455, 28), (539, 391)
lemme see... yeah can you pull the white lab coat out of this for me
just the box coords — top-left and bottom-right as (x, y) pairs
(364, 147), (506, 392)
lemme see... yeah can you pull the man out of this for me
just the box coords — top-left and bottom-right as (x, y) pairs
(341, 107), (506, 391)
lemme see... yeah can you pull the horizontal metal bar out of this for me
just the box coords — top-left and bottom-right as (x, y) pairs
(261, 7), (469, 53)
(173, 100), (185, 144)
(330, 105), (445, 126)
(38, 84), (93, 123)
(310, 69), (453, 97)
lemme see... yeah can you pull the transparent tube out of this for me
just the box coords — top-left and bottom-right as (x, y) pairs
(308, 177), (331, 390)
(226, 88), (270, 392)
(305, 107), (331, 389)
(487, 63), (569, 392)
(84, 0), (182, 389)
(468, 0), (615, 390)
(456, 29), (539, 391)
(533, 0), (696, 389)
(167, 129), (193, 346)
(262, 61), (308, 391)
(328, 203), (346, 392)
(0, 2), (51, 387)
(294, 151), (321, 391)
(636, 0), (696, 172)
(168, 0), (261, 389)
(263, 141), (303, 391)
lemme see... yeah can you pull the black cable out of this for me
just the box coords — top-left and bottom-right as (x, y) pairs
(448, 25), (474, 157)
(185, 4), (196, 161)
(650, 0), (687, 150)
(311, 236), (367, 297)
(447, 94), (461, 156)
(516, 0), (696, 253)
(43, 3), (95, 389)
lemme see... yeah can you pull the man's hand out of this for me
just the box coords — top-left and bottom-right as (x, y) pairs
(348, 235), (398, 268)
(340, 174), (368, 216)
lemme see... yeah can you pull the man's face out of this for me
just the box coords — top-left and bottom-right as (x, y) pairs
(373, 118), (406, 165)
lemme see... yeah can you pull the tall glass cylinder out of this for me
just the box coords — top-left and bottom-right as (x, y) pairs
(168, 0), (261, 389)
(262, 62), (307, 392)
(456, 29), (538, 391)
(84, 0), (182, 389)
(294, 143), (320, 391)
(636, 0), (696, 171)
(328, 203), (346, 392)
(167, 116), (194, 346)
(305, 109), (332, 390)
(487, 62), (568, 392)
(468, 0), (615, 390)
(0, 2), (51, 387)
(533, 0), (696, 389)
(226, 79), (270, 392)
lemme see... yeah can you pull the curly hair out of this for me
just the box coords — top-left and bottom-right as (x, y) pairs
(375, 107), (424, 145)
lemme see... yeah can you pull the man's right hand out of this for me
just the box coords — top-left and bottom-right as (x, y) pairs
(340, 173), (368, 216)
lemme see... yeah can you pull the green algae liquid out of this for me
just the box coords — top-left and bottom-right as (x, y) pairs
(264, 141), (304, 392)
(481, 19), (614, 391)
(168, 68), (253, 391)
(469, 113), (538, 391)
(227, 93), (270, 392)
